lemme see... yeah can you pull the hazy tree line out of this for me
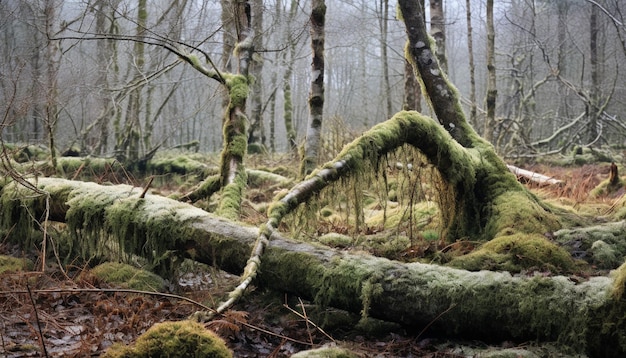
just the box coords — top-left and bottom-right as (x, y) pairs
(1, 0), (626, 162)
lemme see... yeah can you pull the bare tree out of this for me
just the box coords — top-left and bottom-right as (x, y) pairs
(301, 0), (326, 176)
(465, 0), (477, 127)
(430, 0), (448, 73)
(247, 0), (266, 153)
(484, 0), (497, 144)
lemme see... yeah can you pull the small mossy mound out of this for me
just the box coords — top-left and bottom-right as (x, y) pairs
(318, 233), (354, 248)
(590, 177), (625, 198)
(484, 191), (561, 239)
(364, 201), (438, 231)
(90, 262), (165, 292)
(148, 154), (210, 175)
(102, 320), (232, 358)
(610, 260), (626, 300)
(355, 233), (411, 259)
(590, 240), (623, 269)
(0, 255), (34, 274)
(448, 233), (577, 273)
(553, 221), (626, 269)
(291, 346), (359, 358)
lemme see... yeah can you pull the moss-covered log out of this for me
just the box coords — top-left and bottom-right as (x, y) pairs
(2, 177), (626, 356)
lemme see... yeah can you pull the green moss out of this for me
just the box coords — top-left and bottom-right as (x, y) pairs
(186, 175), (221, 202)
(483, 191), (561, 239)
(448, 233), (577, 273)
(610, 261), (626, 300)
(365, 201), (438, 231)
(354, 233), (411, 259)
(224, 74), (249, 109)
(90, 262), (165, 291)
(227, 134), (248, 159)
(0, 255), (34, 274)
(148, 155), (209, 175)
(591, 177), (625, 198)
(318, 233), (353, 248)
(216, 169), (248, 220)
(104, 195), (205, 276)
(554, 221), (626, 269)
(102, 320), (232, 358)
(591, 240), (623, 269)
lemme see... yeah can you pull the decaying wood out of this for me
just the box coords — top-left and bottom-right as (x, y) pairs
(609, 162), (619, 186)
(2, 177), (626, 356)
(506, 164), (563, 186)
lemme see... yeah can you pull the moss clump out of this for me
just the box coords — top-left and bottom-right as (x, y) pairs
(610, 261), (626, 300)
(483, 190), (561, 240)
(216, 169), (248, 220)
(148, 155), (209, 175)
(0, 255), (34, 274)
(591, 178), (625, 198)
(591, 240), (622, 269)
(448, 233), (577, 273)
(90, 262), (165, 292)
(291, 346), (358, 358)
(365, 201), (438, 231)
(102, 320), (232, 358)
(553, 221), (626, 269)
(224, 74), (249, 109)
(318, 233), (353, 248)
(355, 233), (411, 259)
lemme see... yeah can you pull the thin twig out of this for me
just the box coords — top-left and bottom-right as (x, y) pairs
(282, 300), (335, 343)
(26, 284), (49, 358)
(415, 303), (457, 341)
(139, 176), (154, 198)
(298, 297), (314, 345)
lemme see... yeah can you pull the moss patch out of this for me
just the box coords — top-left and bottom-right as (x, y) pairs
(90, 262), (165, 292)
(0, 255), (34, 274)
(554, 221), (626, 269)
(318, 233), (354, 248)
(102, 320), (232, 358)
(448, 233), (577, 273)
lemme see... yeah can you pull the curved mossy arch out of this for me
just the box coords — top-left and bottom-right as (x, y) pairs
(209, 110), (575, 319)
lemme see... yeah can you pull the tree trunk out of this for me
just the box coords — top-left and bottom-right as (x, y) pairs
(588, 2), (600, 144)
(282, 1), (298, 155)
(2, 177), (626, 357)
(301, 0), (326, 176)
(378, 0), (392, 119)
(398, 0), (560, 243)
(484, 0), (497, 144)
(429, 0), (447, 73)
(115, 0), (147, 163)
(402, 59), (421, 112)
(215, 0), (253, 220)
(247, 0), (265, 152)
(465, 0), (477, 128)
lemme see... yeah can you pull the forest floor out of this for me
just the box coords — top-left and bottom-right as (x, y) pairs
(0, 160), (619, 357)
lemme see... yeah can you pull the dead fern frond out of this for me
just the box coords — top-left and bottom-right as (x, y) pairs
(206, 310), (248, 337)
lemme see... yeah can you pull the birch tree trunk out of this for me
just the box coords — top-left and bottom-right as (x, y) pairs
(429, 0), (447, 73)
(301, 0), (326, 176)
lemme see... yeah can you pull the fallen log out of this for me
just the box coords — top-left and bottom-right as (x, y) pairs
(506, 164), (562, 186)
(1, 177), (625, 357)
